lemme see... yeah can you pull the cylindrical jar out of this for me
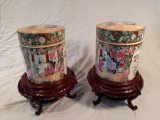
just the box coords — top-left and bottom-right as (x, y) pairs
(17, 25), (67, 84)
(95, 21), (145, 82)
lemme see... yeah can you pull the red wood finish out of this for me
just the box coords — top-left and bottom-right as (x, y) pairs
(18, 67), (77, 115)
(87, 65), (143, 110)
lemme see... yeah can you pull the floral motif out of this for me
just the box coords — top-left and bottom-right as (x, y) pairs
(23, 49), (28, 55)
(133, 54), (139, 62)
(127, 47), (134, 54)
(96, 22), (145, 43)
(118, 52), (125, 62)
(17, 25), (65, 46)
(39, 37), (46, 44)
(27, 70), (33, 79)
(97, 29), (144, 43)
(131, 34), (136, 40)
(58, 45), (63, 52)
(44, 62), (54, 76)
(122, 69), (130, 78)
(38, 48), (47, 55)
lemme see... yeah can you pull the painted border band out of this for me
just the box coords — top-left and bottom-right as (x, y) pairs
(97, 38), (143, 46)
(20, 40), (64, 48)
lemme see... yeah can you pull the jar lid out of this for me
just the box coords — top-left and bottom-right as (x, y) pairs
(96, 21), (145, 43)
(17, 25), (65, 46)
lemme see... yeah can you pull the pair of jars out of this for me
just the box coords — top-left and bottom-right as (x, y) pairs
(17, 22), (145, 84)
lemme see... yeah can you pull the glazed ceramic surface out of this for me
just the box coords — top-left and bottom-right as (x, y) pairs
(17, 25), (67, 84)
(95, 22), (145, 82)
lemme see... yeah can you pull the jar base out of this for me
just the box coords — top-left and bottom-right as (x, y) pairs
(87, 65), (143, 110)
(18, 67), (78, 115)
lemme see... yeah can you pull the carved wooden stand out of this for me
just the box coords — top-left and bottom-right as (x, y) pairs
(18, 67), (77, 115)
(87, 66), (143, 110)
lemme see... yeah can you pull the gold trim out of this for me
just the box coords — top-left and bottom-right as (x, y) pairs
(20, 41), (64, 48)
(97, 39), (143, 46)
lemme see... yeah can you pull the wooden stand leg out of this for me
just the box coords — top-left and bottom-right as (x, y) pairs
(66, 90), (76, 99)
(93, 95), (102, 105)
(30, 100), (42, 115)
(127, 98), (138, 110)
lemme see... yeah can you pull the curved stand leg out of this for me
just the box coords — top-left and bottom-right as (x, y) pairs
(66, 90), (76, 99)
(127, 98), (138, 110)
(30, 100), (42, 115)
(35, 102), (42, 115)
(93, 95), (101, 105)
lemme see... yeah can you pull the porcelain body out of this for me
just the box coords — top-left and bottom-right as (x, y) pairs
(18, 25), (67, 84)
(95, 22), (145, 82)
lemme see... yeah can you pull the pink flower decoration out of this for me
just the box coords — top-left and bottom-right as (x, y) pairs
(27, 70), (33, 78)
(44, 63), (54, 76)
(123, 69), (130, 78)
(34, 73), (39, 78)
(128, 47), (134, 54)
(49, 52), (55, 60)
(109, 46), (113, 50)
(118, 52), (125, 62)
(98, 58), (103, 72)
(111, 51), (116, 59)
(128, 58), (132, 62)
(23, 49), (27, 55)
(56, 63), (60, 71)
(51, 37), (57, 42)
(35, 37), (38, 42)
(58, 46), (63, 52)
(38, 48), (46, 54)
(60, 66), (64, 73)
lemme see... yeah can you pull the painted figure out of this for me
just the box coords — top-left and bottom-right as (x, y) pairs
(44, 62), (54, 76)
(98, 57), (103, 72)
(106, 52), (119, 74)
(60, 65), (65, 73)
(32, 60), (41, 78)
(50, 59), (56, 70)
(118, 52), (125, 72)
(107, 58), (117, 74)
(27, 70), (33, 79)
(56, 61), (60, 71)
(122, 69), (130, 78)
(110, 50), (116, 60)
(49, 51), (55, 60)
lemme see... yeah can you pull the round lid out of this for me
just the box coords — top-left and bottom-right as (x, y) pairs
(17, 25), (65, 46)
(96, 21), (145, 43)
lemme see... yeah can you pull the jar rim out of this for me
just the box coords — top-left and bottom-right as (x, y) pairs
(97, 21), (145, 32)
(17, 24), (64, 34)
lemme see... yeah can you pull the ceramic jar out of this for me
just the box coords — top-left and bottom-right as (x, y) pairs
(95, 21), (145, 82)
(17, 25), (67, 84)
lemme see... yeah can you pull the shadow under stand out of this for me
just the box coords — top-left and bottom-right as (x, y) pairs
(18, 67), (77, 115)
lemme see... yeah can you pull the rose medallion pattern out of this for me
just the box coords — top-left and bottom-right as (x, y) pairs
(18, 25), (67, 84)
(96, 21), (145, 43)
(95, 21), (145, 82)
(95, 40), (142, 82)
